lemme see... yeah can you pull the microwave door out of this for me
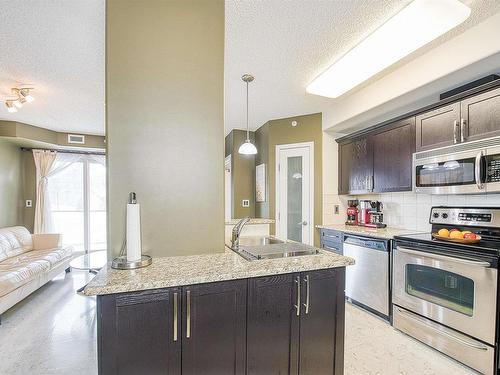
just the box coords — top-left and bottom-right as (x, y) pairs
(485, 146), (500, 193)
(414, 150), (484, 194)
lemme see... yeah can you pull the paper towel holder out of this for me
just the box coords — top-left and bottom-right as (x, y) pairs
(111, 192), (152, 270)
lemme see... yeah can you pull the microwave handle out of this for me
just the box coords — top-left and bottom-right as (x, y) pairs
(475, 151), (485, 190)
(453, 120), (458, 144)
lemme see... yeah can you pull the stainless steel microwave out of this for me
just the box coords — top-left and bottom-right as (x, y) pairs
(413, 136), (500, 194)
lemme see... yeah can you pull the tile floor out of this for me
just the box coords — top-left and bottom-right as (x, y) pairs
(0, 271), (478, 375)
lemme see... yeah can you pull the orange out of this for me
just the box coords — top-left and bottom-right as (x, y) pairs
(438, 228), (450, 237)
(450, 231), (464, 239)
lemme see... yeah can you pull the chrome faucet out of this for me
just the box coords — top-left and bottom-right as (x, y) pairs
(231, 217), (250, 250)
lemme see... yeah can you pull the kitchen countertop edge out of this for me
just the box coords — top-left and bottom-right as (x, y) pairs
(316, 224), (425, 239)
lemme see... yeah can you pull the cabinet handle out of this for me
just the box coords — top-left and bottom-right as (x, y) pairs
(173, 292), (178, 342)
(453, 120), (459, 144)
(460, 118), (467, 143)
(302, 275), (310, 314)
(294, 276), (301, 316)
(186, 290), (191, 338)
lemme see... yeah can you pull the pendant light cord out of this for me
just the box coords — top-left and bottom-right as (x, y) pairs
(246, 80), (250, 141)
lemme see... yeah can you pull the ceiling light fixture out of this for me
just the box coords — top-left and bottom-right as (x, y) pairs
(17, 88), (35, 103)
(306, 0), (471, 98)
(238, 74), (258, 155)
(5, 101), (18, 113)
(13, 97), (25, 109)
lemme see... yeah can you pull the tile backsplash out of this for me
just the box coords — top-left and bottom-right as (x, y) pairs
(323, 192), (500, 232)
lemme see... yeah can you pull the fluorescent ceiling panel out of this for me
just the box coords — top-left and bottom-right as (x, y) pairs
(306, 0), (471, 98)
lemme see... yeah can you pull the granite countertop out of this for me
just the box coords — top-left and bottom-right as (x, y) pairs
(316, 224), (424, 240)
(225, 218), (275, 225)
(84, 244), (354, 296)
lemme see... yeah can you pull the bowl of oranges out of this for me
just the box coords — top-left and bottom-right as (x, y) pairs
(432, 228), (481, 244)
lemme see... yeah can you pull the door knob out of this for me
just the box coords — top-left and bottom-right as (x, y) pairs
(298, 221), (308, 226)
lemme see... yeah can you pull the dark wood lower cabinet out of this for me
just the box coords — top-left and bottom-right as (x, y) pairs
(182, 280), (247, 375)
(97, 269), (346, 375)
(247, 274), (299, 375)
(98, 288), (181, 375)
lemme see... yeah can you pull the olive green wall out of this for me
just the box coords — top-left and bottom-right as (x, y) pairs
(0, 139), (23, 228)
(255, 113), (323, 246)
(21, 150), (36, 232)
(106, 0), (225, 258)
(225, 129), (255, 219)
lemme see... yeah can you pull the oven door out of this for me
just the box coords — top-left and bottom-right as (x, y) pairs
(393, 245), (497, 344)
(413, 149), (485, 194)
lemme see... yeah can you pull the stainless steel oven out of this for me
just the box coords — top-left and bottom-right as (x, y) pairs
(413, 136), (500, 194)
(393, 245), (497, 345)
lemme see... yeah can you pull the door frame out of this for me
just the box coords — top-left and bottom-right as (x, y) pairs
(275, 142), (314, 245)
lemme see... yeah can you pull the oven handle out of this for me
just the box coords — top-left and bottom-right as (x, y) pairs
(397, 247), (491, 268)
(475, 150), (484, 190)
(396, 307), (489, 351)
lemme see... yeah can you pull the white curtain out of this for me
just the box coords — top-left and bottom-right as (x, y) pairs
(33, 151), (100, 233)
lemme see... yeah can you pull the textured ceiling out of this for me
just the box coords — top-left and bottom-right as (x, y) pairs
(225, 0), (500, 134)
(0, 0), (104, 135)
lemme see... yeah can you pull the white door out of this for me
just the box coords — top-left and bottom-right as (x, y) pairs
(276, 143), (313, 245)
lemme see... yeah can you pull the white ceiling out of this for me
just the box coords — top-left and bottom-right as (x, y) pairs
(0, 0), (104, 135)
(225, 0), (500, 134)
(0, 1), (498, 137)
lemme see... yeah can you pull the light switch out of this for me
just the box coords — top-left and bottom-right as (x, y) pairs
(242, 199), (250, 207)
(26, 200), (32, 208)
(334, 204), (340, 215)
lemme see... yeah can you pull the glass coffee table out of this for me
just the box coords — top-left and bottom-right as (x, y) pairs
(70, 250), (108, 293)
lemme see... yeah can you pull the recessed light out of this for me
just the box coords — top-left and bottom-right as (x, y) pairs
(306, 0), (471, 98)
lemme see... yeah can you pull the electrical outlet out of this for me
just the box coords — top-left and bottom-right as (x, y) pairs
(242, 199), (250, 207)
(26, 200), (32, 208)
(334, 204), (340, 215)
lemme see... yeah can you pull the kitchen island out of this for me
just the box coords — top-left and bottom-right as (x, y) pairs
(85, 244), (353, 375)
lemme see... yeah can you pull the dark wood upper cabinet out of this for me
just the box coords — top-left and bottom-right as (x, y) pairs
(338, 138), (373, 195)
(461, 86), (500, 142)
(416, 102), (460, 152)
(182, 279), (247, 375)
(98, 288), (181, 375)
(247, 274), (299, 375)
(298, 268), (345, 375)
(373, 117), (415, 192)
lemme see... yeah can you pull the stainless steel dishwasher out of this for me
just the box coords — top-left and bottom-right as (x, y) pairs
(343, 234), (390, 319)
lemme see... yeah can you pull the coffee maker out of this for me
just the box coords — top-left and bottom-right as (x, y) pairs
(366, 201), (386, 228)
(358, 200), (372, 225)
(346, 200), (359, 225)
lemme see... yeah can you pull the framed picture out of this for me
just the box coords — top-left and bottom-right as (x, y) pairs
(256, 163), (266, 202)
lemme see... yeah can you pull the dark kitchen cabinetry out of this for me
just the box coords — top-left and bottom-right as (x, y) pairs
(98, 271), (346, 375)
(338, 117), (415, 194)
(98, 288), (182, 375)
(460, 86), (500, 142)
(415, 103), (460, 151)
(373, 117), (416, 192)
(98, 280), (246, 375)
(247, 269), (345, 375)
(339, 137), (373, 194)
(182, 280), (247, 375)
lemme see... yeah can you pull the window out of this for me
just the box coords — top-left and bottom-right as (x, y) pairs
(48, 155), (106, 253)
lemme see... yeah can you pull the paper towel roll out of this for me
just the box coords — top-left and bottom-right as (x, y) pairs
(126, 203), (142, 262)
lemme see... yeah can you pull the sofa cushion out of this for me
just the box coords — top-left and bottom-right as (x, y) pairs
(14, 247), (73, 268)
(0, 227), (34, 262)
(0, 258), (51, 297)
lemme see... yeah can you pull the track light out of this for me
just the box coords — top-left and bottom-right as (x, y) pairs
(19, 88), (34, 103)
(4, 87), (35, 113)
(5, 101), (18, 113)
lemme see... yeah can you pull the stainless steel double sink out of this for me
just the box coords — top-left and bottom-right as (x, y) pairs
(230, 236), (319, 261)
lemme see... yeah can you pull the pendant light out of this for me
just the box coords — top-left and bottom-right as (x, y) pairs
(238, 74), (258, 155)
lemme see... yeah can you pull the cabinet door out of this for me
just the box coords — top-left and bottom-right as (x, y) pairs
(338, 142), (353, 195)
(373, 117), (415, 192)
(97, 288), (181, 375)
(461, 87), (500, 142)
(182, 279), (247, 375)
(247, 274), (300, 375)
(416, 102), (460, 151)
(299, 268), (345, 375)
(350, 138), (373, 193)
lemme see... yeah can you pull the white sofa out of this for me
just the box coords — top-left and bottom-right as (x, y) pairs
(0, 226), (73, 321)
